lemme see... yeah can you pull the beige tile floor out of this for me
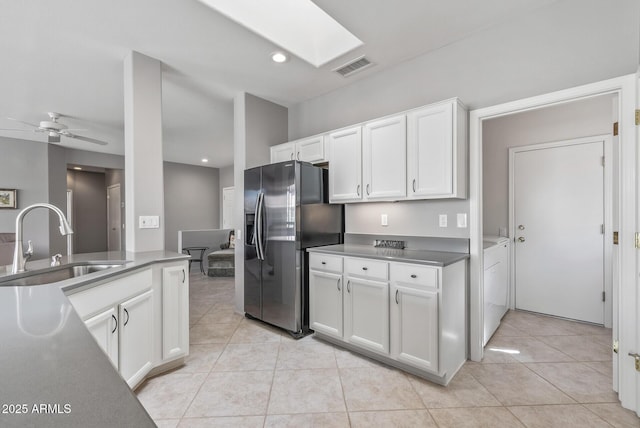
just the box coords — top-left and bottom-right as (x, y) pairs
(136, 274), (640, 427)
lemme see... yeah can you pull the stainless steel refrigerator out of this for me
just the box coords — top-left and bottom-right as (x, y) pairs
(244, 161), (343, 336)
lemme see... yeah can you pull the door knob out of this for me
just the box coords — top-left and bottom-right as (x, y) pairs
(518, 225), (525, 230)
(518, 237), (526, 243)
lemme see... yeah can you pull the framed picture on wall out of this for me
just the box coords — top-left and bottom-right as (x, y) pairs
(0, 189), (17, 209)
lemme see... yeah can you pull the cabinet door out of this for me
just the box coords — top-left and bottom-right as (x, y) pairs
(162, 265), (189, 360)
(328, 126), (362, 202)
(309, 269), (343, 339)
(407, 102), (454, 197)
(344, 276), (389, 355)
(85, 307), (119, 369)
(296, 136), (325, 163)
(363, 115), (406, 200)
(270, 142), (295, 163)
(390, 284), (439, 373)
(119, 289), (154, 388)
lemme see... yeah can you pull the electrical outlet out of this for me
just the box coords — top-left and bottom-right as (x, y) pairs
(439, 214), (448, 227)
(381, 214), (388, 226)
(139, 215), (160, 229)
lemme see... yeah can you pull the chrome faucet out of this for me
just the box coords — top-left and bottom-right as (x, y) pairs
(12, 203), (74, 274)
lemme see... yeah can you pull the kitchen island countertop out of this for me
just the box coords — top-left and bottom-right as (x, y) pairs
(307, 244), (469, 267)
(0, 250), (189, 428)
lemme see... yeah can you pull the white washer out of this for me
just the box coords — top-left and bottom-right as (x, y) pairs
(483, 235), (510, 346)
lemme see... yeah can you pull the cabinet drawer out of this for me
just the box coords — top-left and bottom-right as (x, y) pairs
(390, 263), (438, 289)
(309, 253), (343, 273)
(344, 257), (388, 280)
(67, 268), (152, 319)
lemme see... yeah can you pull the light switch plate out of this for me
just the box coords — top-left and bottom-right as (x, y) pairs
(457, 213), (467, 228)
(439, 214), (448, 227)
(139, 215), (160, 229)
(381, 214), (388, 226)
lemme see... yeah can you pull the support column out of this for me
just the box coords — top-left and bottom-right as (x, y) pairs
(123, 51), (165, 252)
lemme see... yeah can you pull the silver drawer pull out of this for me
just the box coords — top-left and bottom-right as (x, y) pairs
(410, 274), (417, 279)
(321, 261), (326, 265)
(395, 289), (399, 304)
(362, 267), (368, 271)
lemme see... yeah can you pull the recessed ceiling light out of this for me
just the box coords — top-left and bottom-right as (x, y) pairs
(271, 51), (288, 63)
(73, 166), (82, 170)
(201, 158), (209, 163)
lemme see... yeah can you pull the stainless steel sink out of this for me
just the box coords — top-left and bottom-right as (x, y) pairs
(0, 262), (126, 286)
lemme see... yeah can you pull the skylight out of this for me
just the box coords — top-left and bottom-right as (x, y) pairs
(197, 0), (363, 67)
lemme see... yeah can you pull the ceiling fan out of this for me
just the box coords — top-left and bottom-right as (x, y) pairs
(0, 112), (108, 145)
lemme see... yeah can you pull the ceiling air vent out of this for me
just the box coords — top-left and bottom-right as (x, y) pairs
(333, 56), (374, 77)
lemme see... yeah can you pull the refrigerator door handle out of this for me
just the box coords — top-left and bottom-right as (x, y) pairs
(251, 193), (260, 247)
(255, 192), (265, 260)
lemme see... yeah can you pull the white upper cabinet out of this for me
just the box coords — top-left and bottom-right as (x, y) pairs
(270, 142), (295, 163)
(270, 135), (326, 164)
(407, 99), (467, 199)
(363, 115), (407, 200)
(329, 126), (363, 202)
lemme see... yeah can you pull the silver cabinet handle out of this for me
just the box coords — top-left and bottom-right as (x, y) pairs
(410, 274), (417, 279)
(347, 280), (351, 293)
(366, 184), (370, 195)
(123, 308), (130, 326)
(321, 261), (326, 265)
(182, 269), (186, 283)
(356, 184), (361, 196)
(111, 314), (118, 334)
(297, 152), (300, 161)
(395, 289), (399, 304)
(337, 278), (341, 291)
(412, 179), (416, 192)
(290, 152), (294, 160)
(362, 267), (368, 271)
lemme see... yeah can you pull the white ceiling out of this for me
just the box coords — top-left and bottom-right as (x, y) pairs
(0, 0), (633, 168)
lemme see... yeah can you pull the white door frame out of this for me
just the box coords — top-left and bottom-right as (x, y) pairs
(469, 74), (637, 411)
(508, 135), (613, 326)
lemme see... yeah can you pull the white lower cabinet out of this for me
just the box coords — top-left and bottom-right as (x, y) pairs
(119, 289), (154, 388)
(390, 285), (438, 372)
(309, 269), (343, 340)
(309, 252), (467, 385)
(85, 307), (119, 369)
(162, 265), (189, 360)
(344, 276), (389, 355)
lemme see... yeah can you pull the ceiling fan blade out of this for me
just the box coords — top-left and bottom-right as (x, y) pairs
(6, 117), (39, 128)
(0, 128), (34, 131)
(65, 133), (108, 146)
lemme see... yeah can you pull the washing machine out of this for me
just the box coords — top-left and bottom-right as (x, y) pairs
(483, 235), (510, 346)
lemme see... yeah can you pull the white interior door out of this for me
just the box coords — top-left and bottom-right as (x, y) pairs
(513, 139), (604, 324)
(107, 184), (121, 251)
(222, 186), (235, 229)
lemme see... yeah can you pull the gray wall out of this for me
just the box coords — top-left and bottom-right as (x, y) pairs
(285, 0), (638, 240)
(482, 95), (614, 237)
(66, 170), (108, 253)
(233, 93), (289, 312)
(288, 0), (638, 139)
(66, 148), (125, 170)
(0, 137), (53, 259)
(48, 145), (68, 255)
(246, 93), (288, 169)
(163, 161), (220, 252)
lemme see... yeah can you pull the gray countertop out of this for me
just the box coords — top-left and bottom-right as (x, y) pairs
(307, 244), (469, 267)
(0, 250), (189, 428)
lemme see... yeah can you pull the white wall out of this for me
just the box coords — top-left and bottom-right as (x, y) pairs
(163, 161), (220, 252)
(482, 95), (614, 236)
